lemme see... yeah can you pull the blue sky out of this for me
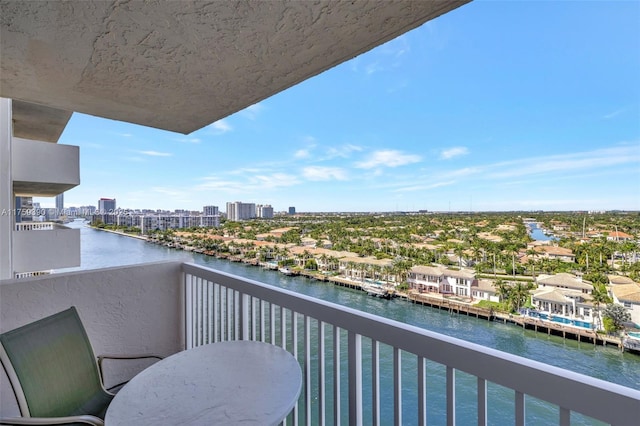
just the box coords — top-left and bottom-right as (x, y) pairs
(46, 0), (639, 213)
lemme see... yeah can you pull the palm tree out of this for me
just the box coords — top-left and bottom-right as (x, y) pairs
(590, 283), (612, 331)
(510, 282), (530, 312)
(494, 279), (511, 306)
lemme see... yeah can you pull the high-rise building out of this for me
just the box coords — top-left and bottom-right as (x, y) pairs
(256, 204), (274, 219)
(55, 193), (64, 218)
(288, 206), (296, 215)
(226, 201), (256, 221)
(14, 196), (33, 223)
(203, 205), (219, 216)
(98, 198), (116, 214)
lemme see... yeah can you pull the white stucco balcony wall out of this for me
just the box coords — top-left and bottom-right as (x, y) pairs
(12, 224), (80, 273)
(11, 137), (79, 196)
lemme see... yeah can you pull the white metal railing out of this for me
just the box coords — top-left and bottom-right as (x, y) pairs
(182, 262), (640, 426)
(14, 221), (54, 231)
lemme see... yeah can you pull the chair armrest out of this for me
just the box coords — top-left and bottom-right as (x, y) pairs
(0, 415), (103, 425)
(97, 354), (163, 392)
(97, 354), (163, 362)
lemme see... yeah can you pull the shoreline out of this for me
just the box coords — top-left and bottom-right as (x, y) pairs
(87, 225), (633, 354)
(88, 225), (149, 241)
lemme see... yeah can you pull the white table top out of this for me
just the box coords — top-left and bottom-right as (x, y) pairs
(105, 340), (302, 426)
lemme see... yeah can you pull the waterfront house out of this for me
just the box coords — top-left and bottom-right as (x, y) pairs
(610, 282), (640, 327)
(338, 256), (394, 283)
(608, 274), (638, 286)
(536, 273), (593, 295)
(407, 265), (477, 298)
(532, 273), (596, 320)
(2, 2), (638, 424)
(531, 287), (594, 320)
(606, 230), (634, 242)
(531, 246), (577, 263)
(471, 279), (499, 303)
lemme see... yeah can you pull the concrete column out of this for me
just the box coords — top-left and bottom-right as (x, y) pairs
(0, 98), (13, 279)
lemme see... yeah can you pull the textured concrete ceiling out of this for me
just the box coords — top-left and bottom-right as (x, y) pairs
(1, 0), (469, 137)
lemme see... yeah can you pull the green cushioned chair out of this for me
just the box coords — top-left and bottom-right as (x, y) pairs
(0, 307), (162, 426)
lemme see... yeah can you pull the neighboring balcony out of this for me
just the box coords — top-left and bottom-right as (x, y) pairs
(12, 222), (80, 274)
(1, 262), (638, 425)
(11, 137), (80, 197)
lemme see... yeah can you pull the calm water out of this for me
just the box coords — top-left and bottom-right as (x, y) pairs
(528, 222), (557, 241)
(61, 221), (639, 424)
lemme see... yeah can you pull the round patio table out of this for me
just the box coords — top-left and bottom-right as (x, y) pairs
(105, 340), (302, 426)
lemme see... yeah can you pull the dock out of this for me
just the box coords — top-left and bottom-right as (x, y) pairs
(407, 292), (493, 320)
(494, 313), (622, 348)
(406, 292), (624, 349)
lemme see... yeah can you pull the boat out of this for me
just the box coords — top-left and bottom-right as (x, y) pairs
(362, 283), (391, 299)
(278, 267), (293, 275)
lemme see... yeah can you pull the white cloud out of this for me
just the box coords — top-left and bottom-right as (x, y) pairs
(359, 35), (411, 75)
(602, 108), (625, 119)
(137, 150), (172, 157)
(355, 150), (421, 169)
(295, 149), (311, 159)
(325, 144), (362, 159)
(152, 187), (184, 197)
(209, 119), (232, 134)
(123, 156), (146, 162)
(395, 181), (456, 192)
(195, 177), (245, 193)
(440, 147), (469, 160)
(302, 166), (348, 181)
(240, 103), (264, 120)
(488, 144), (639, 180)
(250, 173), (300, 188)
(176, 137), (201, 144)
(365, 62), (381, 75)
(196, 172), (300, 192)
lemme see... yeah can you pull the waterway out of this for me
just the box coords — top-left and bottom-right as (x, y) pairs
(61, 221), (639, 424)
(528, 222), (557, 241)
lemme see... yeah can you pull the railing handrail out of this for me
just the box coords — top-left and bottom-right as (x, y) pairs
(182, 262), (640, 425)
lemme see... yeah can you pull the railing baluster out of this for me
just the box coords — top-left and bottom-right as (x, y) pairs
(197, 278), (205, 346)
(394, 347), (402, 426)
(227, 288), (233, 340)
(559, 407), (570, 426)
(241, 292), (250, 340)
(418, 356), (426, 426)
(334, 325), (341, 426)
(292, 312), (299, 425)
(251, 296), (256, 341)
(319, 321), (326, 426)
(234, 290), (240, 340)
(372, 340), (380, 426)
(281, 306), (287, 349)
(214, 283), (220, 343)
(185, 274), (193, 349)
(477, 377), (487, 426)
(207, 281), (214, 344)
(305, 316), (312, 426)
(348, 331), (363, 426)
(515, 391), (525, 426)
(270, 302), (276, 344)
(446, 366), (455, 426)
(260, 299), (265, 343)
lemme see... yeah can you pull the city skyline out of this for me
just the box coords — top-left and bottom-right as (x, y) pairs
(37, 1), (639, 213)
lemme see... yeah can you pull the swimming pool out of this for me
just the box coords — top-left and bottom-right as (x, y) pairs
(536, 313), (592, 329)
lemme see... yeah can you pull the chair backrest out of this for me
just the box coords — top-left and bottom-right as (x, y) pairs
(0, 307), (108, 418)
